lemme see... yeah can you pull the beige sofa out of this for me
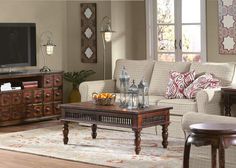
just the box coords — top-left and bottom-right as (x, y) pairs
(182, 112), (236, 168)
(79, 59), (236, 138)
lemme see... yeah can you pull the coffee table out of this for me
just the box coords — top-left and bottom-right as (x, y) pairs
(60, 101), (172, 155)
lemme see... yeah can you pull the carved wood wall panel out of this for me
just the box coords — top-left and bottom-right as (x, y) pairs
(218, 0), (236, 54)
(81, 3), (97, 63)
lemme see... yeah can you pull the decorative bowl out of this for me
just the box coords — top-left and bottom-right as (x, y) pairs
(92, 92), (116, 106)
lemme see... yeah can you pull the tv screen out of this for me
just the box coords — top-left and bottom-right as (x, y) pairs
(0, 23), (36, 68)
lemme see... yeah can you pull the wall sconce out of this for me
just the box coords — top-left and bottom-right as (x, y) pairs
(100, 16), (115, 79)
(43, 39), (56, 55)
(40, 31), (56, 72)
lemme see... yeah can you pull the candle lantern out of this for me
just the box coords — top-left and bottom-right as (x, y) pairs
(127, 80), (139, 109)
(119, 66), (130, 107)
(138, 78), (149, 108)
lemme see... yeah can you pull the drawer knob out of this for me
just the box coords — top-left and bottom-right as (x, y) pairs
(36, 95), (41, 99)
(46, 93), (50, 97)
(36, 108), (41, 113)
(56, 92), (60, 96)
(46, 80), (50, 84)
(45, 107), (50, 111)
(26, 96), (30, 100)
(55, 78), (60, 82)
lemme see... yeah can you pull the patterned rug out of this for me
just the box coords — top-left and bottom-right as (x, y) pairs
(0, 124), (184, 168)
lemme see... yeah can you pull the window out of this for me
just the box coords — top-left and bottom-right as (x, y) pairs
(146, 0), (206, 62)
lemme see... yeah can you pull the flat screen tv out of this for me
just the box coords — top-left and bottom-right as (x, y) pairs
(0, 23), (36, 68)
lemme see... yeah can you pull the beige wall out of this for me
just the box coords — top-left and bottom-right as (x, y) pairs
(65, 1), (111, 101)
(0, 1), (67, 72)
(201, 0), (236, 62)
(0, 1), (145, 101)
(111, 0), (146, 75)
(67, 1), (111, 81)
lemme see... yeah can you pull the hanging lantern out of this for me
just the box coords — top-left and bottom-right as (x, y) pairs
(119, 66), (130, 107)
(138, 78), (149, 108)
(128, 80), (139, 109)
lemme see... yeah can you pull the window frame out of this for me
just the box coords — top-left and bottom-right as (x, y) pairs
(146, 0), (206, 62)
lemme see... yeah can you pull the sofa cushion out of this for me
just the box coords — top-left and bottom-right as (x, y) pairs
(114, 94), (165, 107)
(165, 70), (195, 99)
(113, 59), (155, 91)
(149, 62), (191, 96)
(190, 62), (235, 86)
(158, 99), (197, 116)
(149, 95), (166, 105)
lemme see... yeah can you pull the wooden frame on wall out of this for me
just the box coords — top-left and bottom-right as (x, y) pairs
(81, 3), (97, 63)
(218, 0), (236, 54)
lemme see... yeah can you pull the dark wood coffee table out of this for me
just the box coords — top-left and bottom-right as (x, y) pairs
(60, 101), (172, 155)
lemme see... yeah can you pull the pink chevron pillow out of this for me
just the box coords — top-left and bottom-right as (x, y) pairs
(165, 70), (195, 99)
(184, 73), (221, 99)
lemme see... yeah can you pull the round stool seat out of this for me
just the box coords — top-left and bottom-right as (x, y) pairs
(190, 123), (236, 135)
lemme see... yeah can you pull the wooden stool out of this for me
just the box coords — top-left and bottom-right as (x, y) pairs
(183, 123), (236, 168)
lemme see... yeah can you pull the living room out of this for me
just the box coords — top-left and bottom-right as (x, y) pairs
(0, 0), (235, 168)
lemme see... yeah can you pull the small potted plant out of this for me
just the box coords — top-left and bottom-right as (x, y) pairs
(64, 70), (95, 102)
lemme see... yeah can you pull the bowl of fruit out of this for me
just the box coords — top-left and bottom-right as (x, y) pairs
(92, 92), (116, 106)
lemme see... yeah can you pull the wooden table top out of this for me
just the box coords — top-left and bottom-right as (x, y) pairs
(190, 123), (236, 135)
(60, 101), (173, 115)
(221, 87), (236, 92)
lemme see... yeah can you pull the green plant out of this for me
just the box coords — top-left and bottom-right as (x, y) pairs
(64, 70), (95, 88)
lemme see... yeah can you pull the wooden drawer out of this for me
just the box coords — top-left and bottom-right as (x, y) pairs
(54, 102), (62, 115)
(33, 89), (43, 103)
(54, 88), (63, 101)
(44, 103), (54, 116)
(0, 93), (11, 106)
(43, 75), (53, 88)
(12, 91), (22, 105)
(25, 104), (43, 118)
(11, 105), (24, 120)
(44, 88), (53, 102)
(0, 106), (11, 121)
(53, 74), (63, 87)
(23, 90), (33, 104)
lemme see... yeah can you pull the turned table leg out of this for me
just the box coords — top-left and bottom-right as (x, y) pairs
(211, 145), (217, 168)
(224, 94), (231, 117)
(91, 124), (97, 139)
(183, 135), (192, 168)
(219, 138), (225, 168)
(133, 129), (141, 155)
(63, 121), (69, 144)
(162, 124), (168, 148)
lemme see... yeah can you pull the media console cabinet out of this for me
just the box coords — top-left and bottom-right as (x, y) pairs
(0, 70), (63, 126)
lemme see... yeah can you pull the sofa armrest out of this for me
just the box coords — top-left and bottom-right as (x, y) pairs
(196, 88), (222, 115)
(182, 112), (236, 138)
(79, 80), (116, 102)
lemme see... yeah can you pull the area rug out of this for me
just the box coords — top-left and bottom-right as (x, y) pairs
(0, 124), (184, 168)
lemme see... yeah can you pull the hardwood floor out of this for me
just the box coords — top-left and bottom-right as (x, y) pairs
(0, 120), (109, 168)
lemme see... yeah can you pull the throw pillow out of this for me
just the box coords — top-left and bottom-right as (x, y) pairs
(165, 70), (195, 99)
(184, 73), (220, 99)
